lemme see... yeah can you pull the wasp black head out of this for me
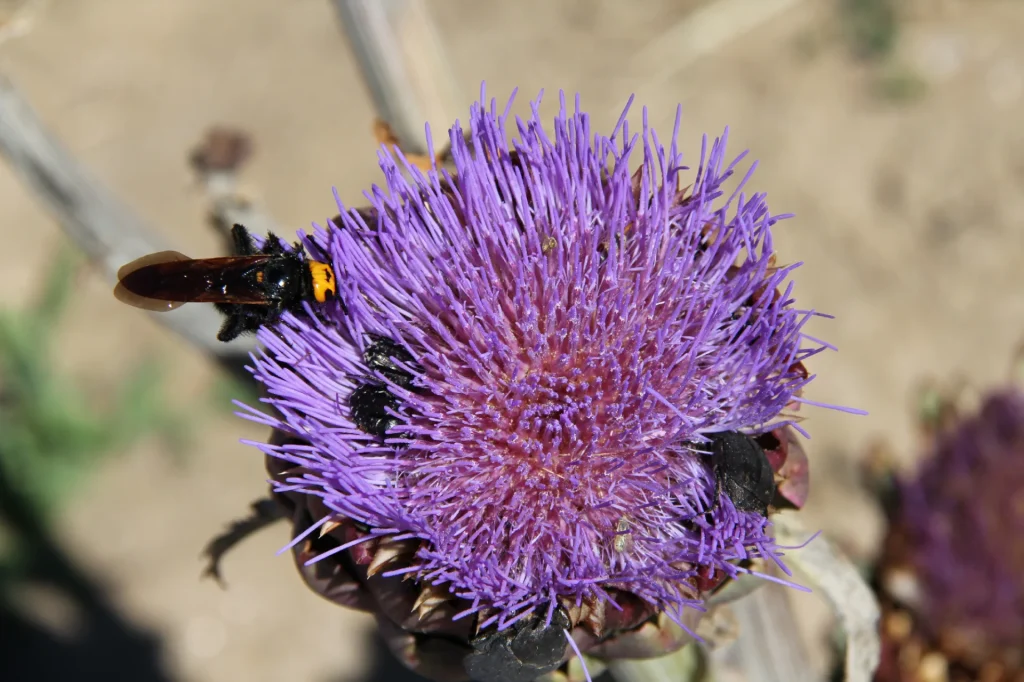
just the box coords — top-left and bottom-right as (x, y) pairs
(464, 609), (570, 682)
(707, 431), (776, 516)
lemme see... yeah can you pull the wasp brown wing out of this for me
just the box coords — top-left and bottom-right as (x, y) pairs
(116, 250), (191, 280)
(115, 254), (272, 311)
(114, 251), (191, 311)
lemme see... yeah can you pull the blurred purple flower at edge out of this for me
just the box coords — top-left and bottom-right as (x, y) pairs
(874, 387), (1024, 682)
(236, 86), (857, 682)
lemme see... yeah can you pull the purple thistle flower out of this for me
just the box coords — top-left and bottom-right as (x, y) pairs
(878, 388), (1024, 676)
(239, 88), (837, 670)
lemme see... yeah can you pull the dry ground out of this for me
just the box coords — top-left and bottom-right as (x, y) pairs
(1, 1), (1023, 680)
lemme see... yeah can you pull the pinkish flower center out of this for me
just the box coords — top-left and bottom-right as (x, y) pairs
(504, 368), (597, 457)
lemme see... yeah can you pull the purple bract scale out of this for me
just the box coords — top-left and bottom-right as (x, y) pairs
(241, 88), (834, 627)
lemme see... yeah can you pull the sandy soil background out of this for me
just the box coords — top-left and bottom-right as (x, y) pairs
(1, 1), (1023, 680)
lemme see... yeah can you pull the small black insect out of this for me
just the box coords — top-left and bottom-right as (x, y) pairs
(348, 337), (422, 438)
(349, 384), (401, 438)
(707, 430), (776, 516)
(362, 336), (418, 388)
(115, 223), (337, 342)
(464, 609), (570, 682)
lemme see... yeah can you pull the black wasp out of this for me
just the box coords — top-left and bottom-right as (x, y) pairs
(114, 224), (337, 342)
(705, 431), (776, 516)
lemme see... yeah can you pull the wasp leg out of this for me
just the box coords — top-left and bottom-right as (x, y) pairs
(202, 498), (285, 586)
(230, 223), (258, 256)
(215, 309), (248, 342)
(260, 231), (288, 255)
(214, 303), (267, 342)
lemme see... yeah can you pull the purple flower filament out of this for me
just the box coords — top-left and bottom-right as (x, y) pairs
(243, 88), (833, 631)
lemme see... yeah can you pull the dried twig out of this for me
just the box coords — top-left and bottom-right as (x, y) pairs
(623, 0), (808, 91)
(614, 0), (809, 121)
(187, 125), (284, 251)
(331, 0), (463, 156)
(0, 73), (255, 357)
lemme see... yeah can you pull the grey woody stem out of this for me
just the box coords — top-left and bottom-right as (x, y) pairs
(0, 73), (255, 358)
(330, 0), (464, 155)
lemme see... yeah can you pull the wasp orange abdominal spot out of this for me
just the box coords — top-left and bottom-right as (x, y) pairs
(239, 87), (855, 681)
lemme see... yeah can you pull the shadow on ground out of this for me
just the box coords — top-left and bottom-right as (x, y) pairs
(0, 458), (174, 681)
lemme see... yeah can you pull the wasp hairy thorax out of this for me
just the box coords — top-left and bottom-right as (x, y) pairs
(114, 224), (337, 342)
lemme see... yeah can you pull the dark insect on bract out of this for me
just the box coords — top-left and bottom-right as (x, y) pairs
(114, 224), (337, 342)
(464, 609), (570, 682)
(707, 430), (776, 516)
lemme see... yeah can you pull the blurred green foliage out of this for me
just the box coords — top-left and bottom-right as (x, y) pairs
(873, 64), (928, 103)
(833, 0), (928, 104)
(0, 249), (190, 526)
(0, 251), (248, 678)
(840, 0), (898, 61)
